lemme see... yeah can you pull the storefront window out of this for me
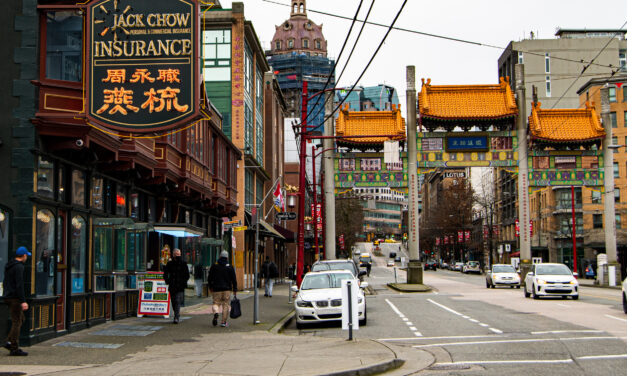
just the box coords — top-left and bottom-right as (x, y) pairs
(71, 170), (85, 206)
(91, 177), (104, 210)
(35, 209), (55, 296)
(127, 232), (136, 271)
(37, 157), (55, 199)
(46, 11), (82, 82)
(0, 208), (11, 288)
(58, 166), (66, 202)
(137, 232), (146, 272)
(114, 229), (126, 271)
(71, 216), (86, 294)
(130, 193), (140, 219)
(94, 227), (112, 272)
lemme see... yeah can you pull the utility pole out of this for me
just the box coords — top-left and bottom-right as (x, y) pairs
(312, 145), (319, 260)
(515, 64), (532, 281)
(406, 66), (422, 284)
(601, 86), (619, 286)
(323, 90), (336, 260)
(296, 81), (308, 285)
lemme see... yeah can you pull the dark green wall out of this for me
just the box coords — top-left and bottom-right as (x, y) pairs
(206, 81), (232, 139)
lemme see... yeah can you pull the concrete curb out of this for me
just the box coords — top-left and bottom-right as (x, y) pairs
(387, 283), (433, 293)
(579, 282), (622, 290)
(321, 358), (405, 376)
(270, 308), (294, 334)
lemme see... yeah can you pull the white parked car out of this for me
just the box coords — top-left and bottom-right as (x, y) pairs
(524, 263), (578, 300)
(622, 276), (627, 314)
(293, 270), (367, 329)
(387, 260), (395, 267)
(463, 261), (481, 274)
(453, 262), (464, 271)
(486, 264), (520, 288)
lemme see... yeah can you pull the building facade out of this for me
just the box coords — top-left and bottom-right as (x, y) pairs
(335, 84), (400, 112)
(2, 0), (240, 344)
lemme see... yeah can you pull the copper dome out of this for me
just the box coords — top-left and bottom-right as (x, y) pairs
(269, 0), (327, 57)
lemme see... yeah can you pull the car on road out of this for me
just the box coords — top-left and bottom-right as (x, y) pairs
(622, 276), (627, 314)
(394, 255), (401, 262)
(384, 238), (397, 243)
(424, 259), (437, 270)
(523, 263), (578, 300)
(486, 264), (521, 288)
(389, 252), (397, 259)
(440, 261), (449, 270)
(462, 261), (481, 274)
(311, 259), (365, 279)
(453, 262), (464, 271)
(387, 260), (395, 267)
(292, 270), (367, 328)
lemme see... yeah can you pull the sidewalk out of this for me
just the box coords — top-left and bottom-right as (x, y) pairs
(0, 283), (433, 375)
(577, 277), (622, 290)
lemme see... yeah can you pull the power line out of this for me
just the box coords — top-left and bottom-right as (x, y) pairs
(261, 0), (621, 71)
(304, 0), (365, 128)
(306, 0), (377, 124)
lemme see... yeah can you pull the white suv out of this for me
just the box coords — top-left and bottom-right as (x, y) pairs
(524, 263), (578, 300)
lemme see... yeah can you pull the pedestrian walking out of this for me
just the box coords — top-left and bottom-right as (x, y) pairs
(261, 256), (278, 297)
(193, 262), (204, 298)
(163, 248), (189, 324)
(3, 246), (31, 356)
(208, 250), (237, 327)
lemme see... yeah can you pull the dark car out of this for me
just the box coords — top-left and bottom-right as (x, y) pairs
(389, 252), (397, 259)
(394, 255), (401, 262)
(425, 259), (437, 271)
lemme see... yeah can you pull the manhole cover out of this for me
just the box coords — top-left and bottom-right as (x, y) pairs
(428, 364), (471, 371)
(173, 339), (199, 343)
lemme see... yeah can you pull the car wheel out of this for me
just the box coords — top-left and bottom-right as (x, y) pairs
(532, 284), (539, 300)
(623, 293), (627, 314)
(486, 281), (490, 288)
(524, 285), (530, 298)
(572, 295), (579, 300)
(516, 285), (521, 289)
(295, 318), (305, 330)
(510, 286), (514, 289)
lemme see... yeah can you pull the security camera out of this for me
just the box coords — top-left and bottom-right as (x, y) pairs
(75, 139), (84, 147)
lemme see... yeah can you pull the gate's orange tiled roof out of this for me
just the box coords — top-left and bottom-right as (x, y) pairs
(419, 77), (518, 120)
(529, 101), (605, 142)
(335, 104), (406, 145)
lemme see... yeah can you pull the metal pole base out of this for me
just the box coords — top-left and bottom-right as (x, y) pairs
(519, 260), (532, 287)
(407, 260), (423, 284)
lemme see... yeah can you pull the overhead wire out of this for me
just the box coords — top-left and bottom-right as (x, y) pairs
(305, 0), (376, 124)
(261, 0), (621, 71)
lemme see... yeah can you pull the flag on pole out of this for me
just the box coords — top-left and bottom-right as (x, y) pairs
(273, 182), (285, 212)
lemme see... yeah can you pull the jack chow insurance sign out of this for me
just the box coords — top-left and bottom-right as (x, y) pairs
(86, 0), (200, 133)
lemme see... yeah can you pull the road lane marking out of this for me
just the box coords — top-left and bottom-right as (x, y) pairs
(462, 315), (470, 319)
(489, 328), (503, 334)
(402, 318), (409, 321)
(412, 336), (624, 348)
(414, 331), (423, 336)
(531, 330), (603, 335)
(605, 314), (627, 323)
(479, 323), (489, 327)
(427, 299), (463, 316)
(406, 322), (414, 326)
(434, 359), (573, 365)
(385, 298), (422, 337)
(469, 319), (479, 323)
(557, 303), (569, 307)
(379, 335), (503, 341)
(385, 299), (403, 315)
(578, 354), (627, 360)
(409, 326), (417, 331)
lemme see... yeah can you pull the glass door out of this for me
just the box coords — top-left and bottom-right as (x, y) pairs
(56, 210), (67, 331)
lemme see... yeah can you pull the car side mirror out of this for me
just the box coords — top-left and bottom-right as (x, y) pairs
(360, 281), (369, 289)
(290, 285), (299, 292)
(358, 270), (367, 277)
(486, 270), (491, 274)
(527, 272), (534, 277)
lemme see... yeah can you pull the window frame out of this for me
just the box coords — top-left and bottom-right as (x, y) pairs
(40, 8), (84, 84)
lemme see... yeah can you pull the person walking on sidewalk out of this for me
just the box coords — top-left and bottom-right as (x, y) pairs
(163, 248), (189, 324)
(3, 246), (31, 356)
(208, 250), (237, 327)
(261, 256), (278, 297)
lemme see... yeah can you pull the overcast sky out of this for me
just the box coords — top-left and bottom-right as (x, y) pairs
(222, 0), (625, 113)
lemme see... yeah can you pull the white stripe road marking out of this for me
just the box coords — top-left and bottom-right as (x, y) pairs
(379, 335), (503, 341)
(479, 323), (489, 327)
(489, 328), (503, 334)
(413, 336), (625, 348)
(385, 299), (403, 316)
(469, 319), (479, 323)
(427, 299), (463, 316)
(605, 314), (627, 323)
(409, 326), (417, 331)
(414, 331), (423, 337)
(578, 354), (627, 360)
(406, 322), (414, 326)
(531, 330), (603, 335)
(462, 315), (470, 319)
(385, 299), (421, 337)
(402, 317), (409, 321)
(434, 359), (573, 365)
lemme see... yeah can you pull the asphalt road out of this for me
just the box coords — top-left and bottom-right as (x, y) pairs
(285, 242), (627, 375)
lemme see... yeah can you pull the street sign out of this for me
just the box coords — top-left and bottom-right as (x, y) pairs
(223, 220), (241, 230)
(232, 226), (247, 232)
(276, 212), (297, 221)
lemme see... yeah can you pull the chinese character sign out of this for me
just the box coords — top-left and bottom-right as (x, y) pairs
(87, 0), (199, 133)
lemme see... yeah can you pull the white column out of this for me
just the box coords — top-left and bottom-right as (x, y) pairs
(515, 64), (531, 261)
(601, 86), (618, 285)
(323, 91), (336, 259)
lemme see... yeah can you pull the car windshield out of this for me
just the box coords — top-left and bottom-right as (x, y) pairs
(359, 257), (372, 263)
(312, 262), (356, 275)
(468, 261), (479, 267)
(301, 273), (354, 290)
(493, 265), (516, 273)
(536, 264), (572, 276)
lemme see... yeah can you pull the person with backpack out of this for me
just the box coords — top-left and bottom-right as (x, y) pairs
(3, 246), (31, 356)
(208, 250), (237, 327)
(163, 248), (190, 324)
(261, 256), (278, 297)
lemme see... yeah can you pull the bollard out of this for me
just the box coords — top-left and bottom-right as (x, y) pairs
(347, 280), (353, 341)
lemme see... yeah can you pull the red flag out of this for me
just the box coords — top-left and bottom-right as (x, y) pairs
(273, 183), (284, 212)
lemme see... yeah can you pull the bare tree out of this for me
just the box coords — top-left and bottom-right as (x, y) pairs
(335, 196), (364, 258)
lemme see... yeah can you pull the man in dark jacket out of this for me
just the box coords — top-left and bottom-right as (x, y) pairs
(208, 250), (237, 327)
(261, 256), (278, 297)
(3, 246), (31, 356)
(163, 248), (189, 324)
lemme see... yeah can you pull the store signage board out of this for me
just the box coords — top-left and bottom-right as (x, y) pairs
(223, 220), (242, 230)
(232, 226), (247, 232)
(277, 212), (297, 221)
(86, 0), (200, 133)
(137, 272), (170, 317)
